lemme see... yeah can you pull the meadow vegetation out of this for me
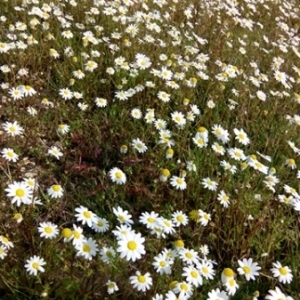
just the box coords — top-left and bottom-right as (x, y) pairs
(0, 0), (300, 299)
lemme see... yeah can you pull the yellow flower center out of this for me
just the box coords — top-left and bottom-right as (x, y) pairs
(202, 267), (209, 274)
(176, 215), (184, 222)
(16, 189), (25, 197)
(176, 178), (183, 185)
(147, 217), (155, 223)
(191, 271), (198, 278)
(279, 267), (288, 275)
(73, 231), (81, 239)
(137, 275), (146, 283)
(83, 244), (91, 252)
(32, 262), (39, 269)
(289, 159), (295, 165)
(106, 251), (113, 258)
(118, 215), (125, 222)
(108, 283), (115, 289)
(97, 220), (103, 226)
(127, 241), (137, 250)
(115, 171), (122, 179)
(45, 227), (52, 234)
(185, 252), (192, 259)
(229, 278), (235, 286)
(62, 228), (72, 238)
(83, 211), (91, 219)
(52, 185), (61, 192)
(161, 169), (170, 177)
(223, 268), (234, 277)
(238, 133), (245, 140)
(243, 266), (251, 274)
(167, 148), (174, 155)
(174, 240), (184, 247)
(160, 261), (166, 267)
(197, 126), (206, 133)
(7, 151), (14, 157)
(180, 283), (188, 291)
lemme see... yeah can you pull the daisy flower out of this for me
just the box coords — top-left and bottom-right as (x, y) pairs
(270, 261), (293, 284)
(59, 88), (73, 100)
(179, 248), (200, 265)
(132, 138), (148, 153)
(182, 265), (203, 287)
(20, 85), (36, 97)
(198, 209), (211, 226)
(113, 206), (133, 225)
(159, 217), (176, 235)
(152, 253), (173, 275)
(136, 53), (151, 69)
(171, 111), (186, 128)
(3, 121), (24, 136)
(75, 206), (97, 228)
(160, 168), (171, 182)
(106, 280), (119, 294)
(120, 145), (128, 154)
(61, 228), (73, 243)
(221, 268), (235, 284)
(237, 258), (261, 281)
(0, 245), (8, 260)
(109, 167), (127, 185)
(48, 146), (63, 159)
(130, 271), (153, 292)
(265, 287), (293, 300)
(75, 237), (99, 260)
(0, 236), (14, 249)
(8, 87), (24, 100)
(57, 124), (70, 135)
(5, 181), (33, 206)
(201, 177), (218, 191)
(172, 211), (189, 226)
(131, 108), (142, 119)
(174, 281), (194, 298)
(217, 190), (230, 208)
(92, 216), (109, 233)
(193, 136), (208, 148)
(207, 288), (229, 300)
(224, 278), (239, 296)
(212, 124), (230, 144)
(212, 142), (226, 155)
(197, 259), (215, 280)
(139, 211), (159, 230)
(71, 224), (86, 247)
(95, 97), (108, 107)
(24, 255), (46, 276)
(38, 222), (59, 239)
(117, 231), (145, 262)
(47, 184), (64, 199)
(100, 246), (116, 264)
(1, 148), (19, 162)
(112, 224), (133, 240)
(170, 176), (187, 190)
(233, 128), (250, 145)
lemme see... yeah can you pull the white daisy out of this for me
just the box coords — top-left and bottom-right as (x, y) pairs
(75, 206), (97, 227)
(24, 255), (46, 276)
(109, 167), (127, 184)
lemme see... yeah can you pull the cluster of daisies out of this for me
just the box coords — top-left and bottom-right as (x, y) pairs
(0, 0), (300, 298)
(7, 203), (294, 299)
